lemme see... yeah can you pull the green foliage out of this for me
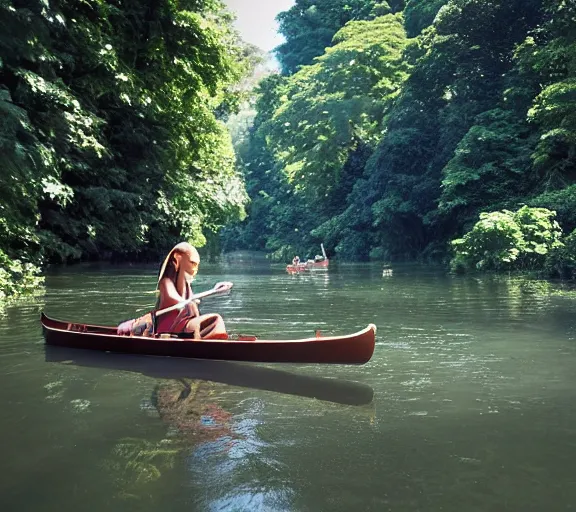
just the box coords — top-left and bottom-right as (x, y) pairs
(220, 75), (294, 254)
(528, 184), (576, 233)
(235, 12), (410, 262)
(545, 228), (576, 280)
(275, 0), (393, 75)
(267, 14), (409, 199)
(220, 13), (406, 261)
(450, 206), (563, 272)
(0, 249), (44, 300)
(514, 0), (576, 189)
(403, 0), (448, 37)
(0, 82), (51, 296)
(329, 0), (545, 261)
(515, 205), (563, 257)
(439, 108), (539, 232)
(0, 256), (41, 300)
(225, 0), (576, 274)
(0, 88), (45, 249)
(528, 78), (576, 185)
(1, 0), (254, 297)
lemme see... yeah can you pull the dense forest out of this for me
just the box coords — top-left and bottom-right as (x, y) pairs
(0, 0), (255, 298)
(1, 0), (576, 299)
(222, 0), (576, 276)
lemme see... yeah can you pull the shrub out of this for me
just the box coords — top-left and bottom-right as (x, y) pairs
(545, 229), (576, 280)
(450, 206), (563, 273)
(0, 249), (44, 300)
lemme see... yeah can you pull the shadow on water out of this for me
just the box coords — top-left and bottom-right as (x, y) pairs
(44, 346), (374, 406)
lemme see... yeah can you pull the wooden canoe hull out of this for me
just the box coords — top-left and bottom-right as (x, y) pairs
(40, 313), (376, 364)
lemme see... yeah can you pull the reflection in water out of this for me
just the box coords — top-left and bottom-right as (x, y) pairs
(45, 346), (374, 406)
(153, 379), (237, 449)
(43, 347), (374, 507)
(185, 393), (297, 512)
(102, 437), (180, 500)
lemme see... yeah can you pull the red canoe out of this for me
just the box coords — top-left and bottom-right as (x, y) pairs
(286, 259), (329, 273)
(286, 243), (329, 273)
(40, 313), (376, 364)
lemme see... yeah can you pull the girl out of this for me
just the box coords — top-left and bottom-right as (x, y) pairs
(118, 242), (231, 339)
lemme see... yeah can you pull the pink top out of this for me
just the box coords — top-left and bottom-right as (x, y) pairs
(155, 281), (192, 333)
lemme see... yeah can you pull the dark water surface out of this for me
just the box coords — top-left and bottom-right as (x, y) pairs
(1, 260), (576, 511)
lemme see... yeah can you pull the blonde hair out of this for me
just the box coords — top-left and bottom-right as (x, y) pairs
(155, 243), (200, 306)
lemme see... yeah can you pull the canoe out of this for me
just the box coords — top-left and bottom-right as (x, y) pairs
(308, 242), (329, 268)
(40, 313), (376, 364)
(286, 243), (329, 272)
(286, 260), (328, 273)
(286, 259), (328, 273)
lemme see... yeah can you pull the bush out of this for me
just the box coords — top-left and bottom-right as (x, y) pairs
(545, 229), (576, 280)
(529, 185), (576, 234)
(0, 249), (44, 300)
(450, 206), (563, 273)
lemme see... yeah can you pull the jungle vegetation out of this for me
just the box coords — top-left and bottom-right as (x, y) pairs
(2, 0), (576, 298)
(0, 0), (252, 297)
(222, 0), (576, 279)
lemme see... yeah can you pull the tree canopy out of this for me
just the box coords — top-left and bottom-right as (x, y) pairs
(4, 0), (576, 298)
(222, 0), (576, 277)
(0, 0), (253, 296)
(274, 0), (401, 75)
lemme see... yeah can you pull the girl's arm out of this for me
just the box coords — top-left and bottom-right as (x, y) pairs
(158, 277), (199, 316)
(158, 277), (185, 308)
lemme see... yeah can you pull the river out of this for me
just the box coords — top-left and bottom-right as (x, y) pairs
(1, 258), (575, 511)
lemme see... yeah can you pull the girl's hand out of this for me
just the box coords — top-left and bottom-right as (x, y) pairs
(214, 281), (233, 293)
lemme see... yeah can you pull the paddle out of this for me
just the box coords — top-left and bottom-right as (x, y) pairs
(155, 281), (233, 317)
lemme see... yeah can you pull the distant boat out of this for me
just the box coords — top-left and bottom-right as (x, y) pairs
(287, 244), (329, 273)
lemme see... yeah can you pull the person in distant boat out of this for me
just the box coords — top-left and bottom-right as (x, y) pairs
(314, 254), (324, 262)
(117, 242), (231, 339)
(292, 255), (300, 266)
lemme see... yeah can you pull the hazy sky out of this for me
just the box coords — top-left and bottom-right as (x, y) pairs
(224, 0), (295, 52)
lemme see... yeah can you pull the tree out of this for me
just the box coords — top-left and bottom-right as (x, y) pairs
(267, 14), (409, 203)
(403, 0), (448, 38)
(348, 0), (544, 260)
(1, 0), (250, 266)
(275, 0), (394, 75)
(439, 108), (540, 235)
(515, 0), (576, 189)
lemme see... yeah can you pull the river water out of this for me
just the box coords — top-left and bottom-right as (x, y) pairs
(1, 259), (575, 511)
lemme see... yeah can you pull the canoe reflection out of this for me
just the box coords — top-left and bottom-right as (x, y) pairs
(44, 346), (374, 406)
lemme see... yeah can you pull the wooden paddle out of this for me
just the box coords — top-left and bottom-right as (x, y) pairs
(155, 281), (233, 317)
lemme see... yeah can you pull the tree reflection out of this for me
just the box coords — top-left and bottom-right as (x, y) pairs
(102, 378), (238, 501)
(102, 437), (180, 500)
